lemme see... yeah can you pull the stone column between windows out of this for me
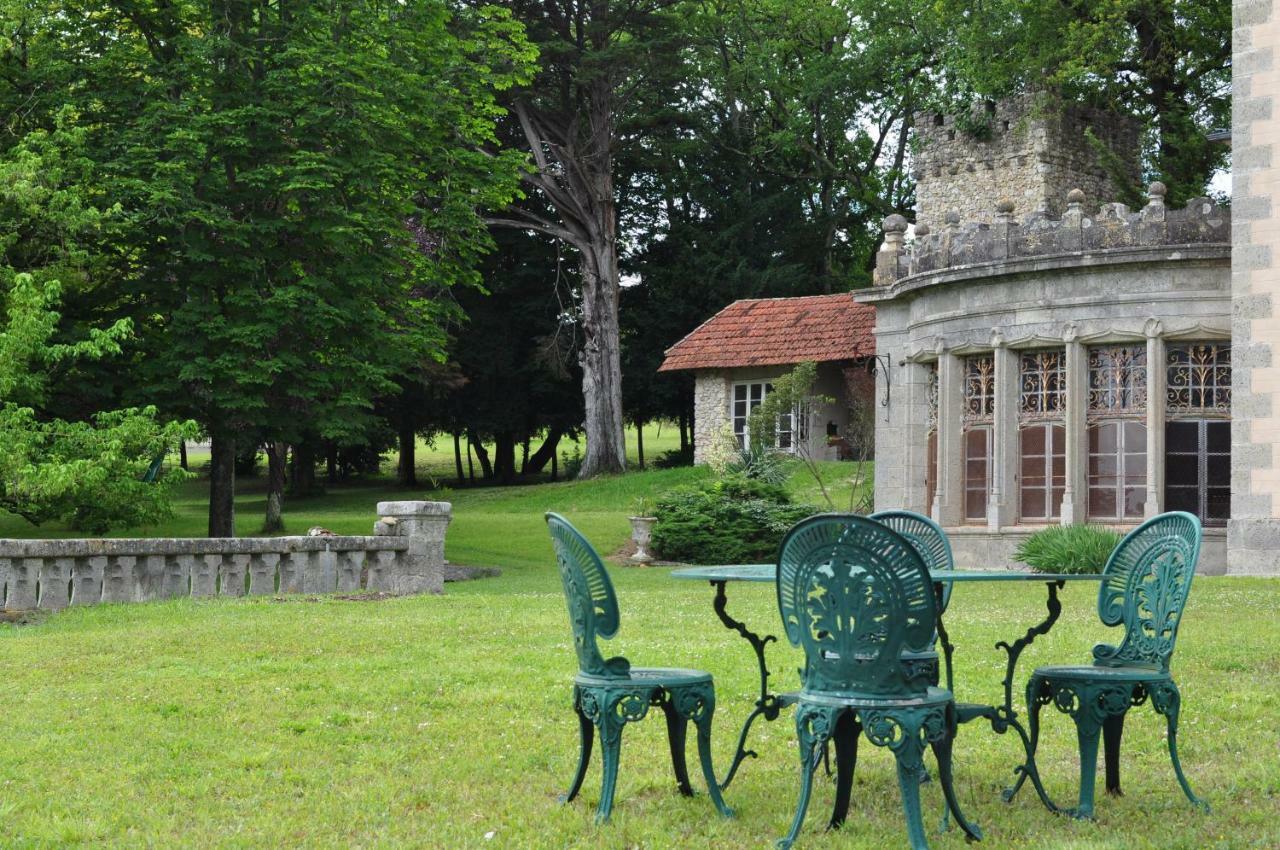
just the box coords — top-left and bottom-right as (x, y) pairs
(988, 339), (1018, 529)
(1061, 335), (1087, 525)
(1145, 323), (1166, 518)
(934, 351), (963, 526)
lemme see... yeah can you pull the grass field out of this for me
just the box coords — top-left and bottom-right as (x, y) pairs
(0, 568), (1275, 848)
(0, 434), (1276, 848)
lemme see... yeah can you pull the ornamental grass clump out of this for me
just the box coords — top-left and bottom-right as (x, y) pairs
(1014, 524), (1123, 574)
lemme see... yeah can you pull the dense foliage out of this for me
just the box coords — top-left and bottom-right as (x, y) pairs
(937, 0), (1229, 202)
(1, 0), (533, 532)
(1014, 524), (1123, 575)
(0, 120), (194, 530)
(650, 475), (814, 564)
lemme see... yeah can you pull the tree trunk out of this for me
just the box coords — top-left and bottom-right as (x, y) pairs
(679, 410), (689, 453)
(208, 431), (236, 537)
(398, 421), (417, 487)
(179, 440), (189, 471)
(520, 437), (530, 476)
(465, 434), (475, 483)
(494, 431), (517, 484)
(453, 431), (465, 484)
(264, 441), (287, 533)
(576, 237), (627, 477)
(468, 429), (493, 479)
(635, 419), (645, 470)
(289, 441), (319, 497)
(525, 427), (564, 475)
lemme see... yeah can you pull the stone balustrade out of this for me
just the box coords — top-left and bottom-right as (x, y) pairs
(0, 500), (450, 611)
(874, 184), (1231, 287)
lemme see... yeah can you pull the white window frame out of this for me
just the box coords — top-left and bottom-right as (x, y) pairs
(731, 381), (808, 452)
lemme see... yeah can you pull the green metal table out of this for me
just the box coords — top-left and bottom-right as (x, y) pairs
(671, 563), (1104, 806)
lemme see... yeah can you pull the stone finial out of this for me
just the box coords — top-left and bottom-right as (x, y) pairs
(881, 214), (908, 253)
(995, 197), (1015, 215)
(874, 215), (909, 285)
(1143, 180), (1168, 223)
(1066, 188), (1086, 207)
(944, 209), (961, 227)
(915, 223), (931, 237)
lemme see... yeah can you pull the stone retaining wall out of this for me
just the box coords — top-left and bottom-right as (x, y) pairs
(0, 500), (450, 611)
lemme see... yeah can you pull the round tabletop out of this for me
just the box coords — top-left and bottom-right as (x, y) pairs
(668, 564), (1104, 583)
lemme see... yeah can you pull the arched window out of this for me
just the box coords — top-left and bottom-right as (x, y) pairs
(1166, 343), (1231, 525)
(963, 355), (994, 523)
(1087, 345), (1147, 520)
(1018, 350), (1066, 521)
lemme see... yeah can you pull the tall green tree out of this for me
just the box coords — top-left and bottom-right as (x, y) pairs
(937, 0), (1230, 202)
(4, 1), (534, 534)
(484, 0), (689, 478)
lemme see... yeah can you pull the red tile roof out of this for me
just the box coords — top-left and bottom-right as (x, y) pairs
(658, 293), (875, 372)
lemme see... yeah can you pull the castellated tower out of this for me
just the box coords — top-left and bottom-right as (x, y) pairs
(912, 94), (1142, 229)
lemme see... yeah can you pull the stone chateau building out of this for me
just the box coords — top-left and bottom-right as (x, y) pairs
(862, 92), (1243, 572)
(665, 1), (1280, 576)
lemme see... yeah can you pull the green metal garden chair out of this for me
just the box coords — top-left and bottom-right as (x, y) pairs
(546, 513), (733, 823)
(775, 514), (982, 850)
(1024, 511), (1209, 819)
(869, 510), (955, 687)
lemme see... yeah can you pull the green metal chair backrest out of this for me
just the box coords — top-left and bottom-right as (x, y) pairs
(546, 513), (631, 678)
(777, 514), (938, 697)
(869, 509), (954, 612)
(1093, 511), (1202, 673)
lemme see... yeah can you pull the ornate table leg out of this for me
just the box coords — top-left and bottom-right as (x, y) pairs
(996, 580), (1063, 812)
(708, 579), (790, 790)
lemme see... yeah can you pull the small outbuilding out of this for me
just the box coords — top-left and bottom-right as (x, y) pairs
(658, 293), (877, 463)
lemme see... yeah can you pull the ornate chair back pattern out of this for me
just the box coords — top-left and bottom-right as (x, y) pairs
(1093, 511), (1202, 673)
(546, 513), (630, 678)
(777, 514), (938, 698)
(868, 510), (954, 612)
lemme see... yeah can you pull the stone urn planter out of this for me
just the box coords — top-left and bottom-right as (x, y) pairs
(629, 516), (657, 564)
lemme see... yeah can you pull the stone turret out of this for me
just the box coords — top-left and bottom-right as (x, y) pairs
(913, 94), (1142, 230)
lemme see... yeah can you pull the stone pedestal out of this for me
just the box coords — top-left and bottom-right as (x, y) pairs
(375, 501), (451, 594)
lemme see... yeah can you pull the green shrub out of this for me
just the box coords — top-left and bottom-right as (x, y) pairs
(650, 474), (815, 565)
(1014, 524), (1123, 574)
(726, 442), (789, 485)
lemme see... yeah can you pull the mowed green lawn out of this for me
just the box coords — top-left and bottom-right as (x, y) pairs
(0, 442), (1277, 848)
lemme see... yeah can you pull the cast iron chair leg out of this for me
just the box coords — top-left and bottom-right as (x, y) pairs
(777, 706), (833, 850)
(829, 711), (860, 830)
(931, 730), (983, 841)
(893, 734), (931, 850)
(1151, 681), (1209, 812)
(561, 692), (594, 804)
(662, 695), (695, 796)
(691, 698), (735, 817)
(1102, 712), (1125, 796)
(595, 712), (624, 823)
(1072, 715), (1102, 820)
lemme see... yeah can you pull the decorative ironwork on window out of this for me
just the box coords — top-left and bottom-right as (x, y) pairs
(963, 355), (994, 423)
(926, 364), (939, 431)
(1167, 343), (1231, 415)
(1019, 349), (1065, 419)
(1087, 345), (1147, 416)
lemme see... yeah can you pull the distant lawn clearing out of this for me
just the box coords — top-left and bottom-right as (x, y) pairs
(0, 568), (1276, 848)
